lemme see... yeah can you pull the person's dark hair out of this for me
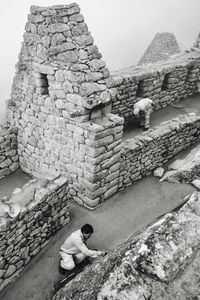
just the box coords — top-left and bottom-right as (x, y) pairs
(81, 224), (94, 234)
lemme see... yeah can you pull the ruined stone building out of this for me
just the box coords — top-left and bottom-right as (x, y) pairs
(138, 32), (181, 65)
(0, 3), (200, 299)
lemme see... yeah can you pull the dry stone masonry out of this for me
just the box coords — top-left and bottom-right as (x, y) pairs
(0, 176), (70, 291)
(5, 3), (200, 209)
(109, 51), (200, 122)
(0, 125), (19, 179)
(6, 3), (123, 209)
(138, 32), (181, 65)
(119, 114), (200, 190)
(1, 2), (200, 297)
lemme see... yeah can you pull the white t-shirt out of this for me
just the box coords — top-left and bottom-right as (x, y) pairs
(60, 229), (102, 257)
(133, 98), (153, 115)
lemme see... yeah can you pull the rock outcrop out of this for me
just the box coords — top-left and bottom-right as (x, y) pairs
(53, 191), (200, 300)
(161, 144), (200, 183)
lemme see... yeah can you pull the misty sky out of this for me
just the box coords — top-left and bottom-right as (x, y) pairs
(0, 0), (200, 122)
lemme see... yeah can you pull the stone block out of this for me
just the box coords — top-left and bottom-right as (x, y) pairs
(33, 63), (54, 75)
(24, 33), (40, 44)
(55, 90), (66, 99)
(69, 13), (84, 23)
(49, 23), (70, 33)
(75, 34), (94, 46)
(3, 265), (17, 279)
(80, 82), (103, 97)
(89, 59), (106, 71)
(0, 158), (12, 169)
(66, 94), (84, 106)
(51, 33), (65, 46)
(104, 185), (118, 199)
(28, 14), (44, 23)
(56, 51), (79, 63)
(78, 194), (99, 208)
(63, 81), (73, 93)
(55, 70), (65, 82)
(71, 23), (88, 37)
(105, 170), (120, 183)
(10, 162), (19, 172)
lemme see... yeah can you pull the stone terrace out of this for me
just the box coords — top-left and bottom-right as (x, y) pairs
(0, 2), (200, 299)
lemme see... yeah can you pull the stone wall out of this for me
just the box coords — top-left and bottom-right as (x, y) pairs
(138, 32), (180, 65)
(5, 4), (200, 210)
(109, 51), (200, 122)
(119, 114), (200, 190)
(0, 125), (19, 179)
(66, 114), (123, 209)
(0, 176), (70, 291)
(6, 3), (123, 209)
(53, 191), (200, 300)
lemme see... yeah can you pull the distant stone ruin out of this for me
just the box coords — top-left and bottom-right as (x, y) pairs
(53, 191), (200, 300)
(138, 32), (181, 65)
(0, 2), (200, 296)
(193, 32), (200, 51)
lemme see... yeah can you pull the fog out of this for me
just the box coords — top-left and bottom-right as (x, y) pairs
(0, 0), (200, 122)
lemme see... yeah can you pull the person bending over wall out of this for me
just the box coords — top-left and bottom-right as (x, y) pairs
(133, 98), (153, 130)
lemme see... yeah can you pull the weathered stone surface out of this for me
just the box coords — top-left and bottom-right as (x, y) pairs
(153, 167), (164, 177)
(48, 23), (70, 33)
(49, 42), (76, 55)
(63, 81), (73, 93)
(33, 62), (54, 74)
(80, 82), (103, 96)
(51, 33), (65, 46)
(53, 192), (200, 300)
(4, 265), (17, 278)
(55, 51), (78, 63)
(89, 59), (106, 71)
(121, 114), (200, 190)
(0, 176), (70, 291)
(192, 178), (200, 189)
(161, 144), (200, 183)
(75, 34), (94, 46)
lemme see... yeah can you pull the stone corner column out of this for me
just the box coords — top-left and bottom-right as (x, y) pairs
(69, 113), (124, 209)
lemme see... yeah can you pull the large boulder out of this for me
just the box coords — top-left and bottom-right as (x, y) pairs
(160, 145), (200, 183)
(53, 192), (200, 300)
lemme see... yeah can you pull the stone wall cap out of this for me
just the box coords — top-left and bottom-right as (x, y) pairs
(110, 51), (200, 78)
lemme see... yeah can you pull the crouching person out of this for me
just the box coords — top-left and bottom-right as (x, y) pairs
(59, 224), (106, 275)
(133, 98), (153, 130)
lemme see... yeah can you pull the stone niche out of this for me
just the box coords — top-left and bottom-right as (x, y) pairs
(6, 3), (124, 209)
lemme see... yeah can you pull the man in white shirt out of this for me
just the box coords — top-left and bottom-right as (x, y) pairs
(59, 224), (106, 273)
(133, 98), (153, 130)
